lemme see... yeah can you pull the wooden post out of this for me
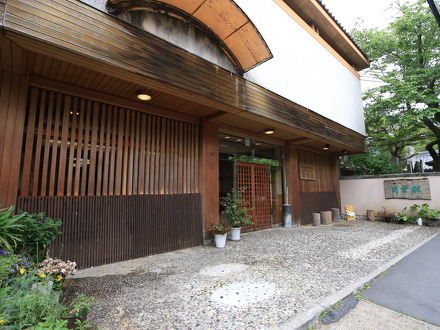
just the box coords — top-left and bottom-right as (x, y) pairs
(0, 72), (29, 207)
(200, 120), (219, 230)
(331, 155), (341, 209)
(285, 142), (301, 225)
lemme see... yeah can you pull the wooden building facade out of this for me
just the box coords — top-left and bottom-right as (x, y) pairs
(0, 0), (368, 268)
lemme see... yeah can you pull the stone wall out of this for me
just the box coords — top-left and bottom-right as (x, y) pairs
(340, 173), (440, 216)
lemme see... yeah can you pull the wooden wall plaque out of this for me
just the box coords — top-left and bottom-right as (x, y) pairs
(299, 164), (316, 180)
(384, 178), (431, 200)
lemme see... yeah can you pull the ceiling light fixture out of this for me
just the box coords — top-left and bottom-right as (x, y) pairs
(224, 136), (231, 139)
(322, 144), (330, 150)
(136, 91), (152, 101)
(264, 128), (275, 135)
(342, 149), (348, 154)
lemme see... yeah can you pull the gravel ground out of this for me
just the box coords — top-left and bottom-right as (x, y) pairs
(66, 221), (439, 329)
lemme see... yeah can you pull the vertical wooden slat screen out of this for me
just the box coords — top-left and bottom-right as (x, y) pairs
(16, 194), (203, 268)
(19, 87), (200, 197)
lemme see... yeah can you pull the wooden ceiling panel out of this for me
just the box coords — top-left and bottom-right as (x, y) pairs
(25, 51), (219, 119)
(220, 114), (304, 142)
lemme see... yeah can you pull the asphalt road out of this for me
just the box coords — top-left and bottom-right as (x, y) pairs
(362, 234), (440, 326)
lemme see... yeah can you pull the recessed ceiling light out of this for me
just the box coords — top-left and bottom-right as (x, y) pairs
(264, 129), (275, 135)
(136, 91), (152, 101)
(224, 136), (231, 139)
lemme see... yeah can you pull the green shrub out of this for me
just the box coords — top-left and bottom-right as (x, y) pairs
(220, 188), (253, 228)
(0, 275), (65, 328)
(16, 212), (62, 262)
(410, 203), (440, 220)
(0, 206), (25, 251)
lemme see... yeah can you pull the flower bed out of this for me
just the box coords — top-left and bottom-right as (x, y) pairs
(0, 207), (94, 328)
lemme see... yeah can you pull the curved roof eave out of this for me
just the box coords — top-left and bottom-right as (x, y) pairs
(107, 0), (273, 72)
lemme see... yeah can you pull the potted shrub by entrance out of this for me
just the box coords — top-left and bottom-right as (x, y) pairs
(209, 223), (230, 248)
(220, 188), (253, 241)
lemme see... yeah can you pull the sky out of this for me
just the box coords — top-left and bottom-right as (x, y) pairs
(319, 0), (418, 89)
(319, 0), (409, 31)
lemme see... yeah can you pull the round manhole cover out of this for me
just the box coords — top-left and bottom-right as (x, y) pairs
(200, 263), (249, 277)
(211, 281), (276, 306)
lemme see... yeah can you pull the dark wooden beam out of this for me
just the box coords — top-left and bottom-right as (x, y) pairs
(219, 123), (285, 145)
(205, 111), (239, 124)
(289, 137), (314, 144)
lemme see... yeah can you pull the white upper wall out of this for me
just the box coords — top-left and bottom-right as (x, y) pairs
(81, 0), (366, 135)
(236, 0), (365, 135)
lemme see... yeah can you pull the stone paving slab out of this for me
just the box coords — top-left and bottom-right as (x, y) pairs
(66, 221), (439, 329)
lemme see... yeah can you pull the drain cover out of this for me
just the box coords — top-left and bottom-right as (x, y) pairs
(200, 263), (249, 277)
(211, 281), (276, 306)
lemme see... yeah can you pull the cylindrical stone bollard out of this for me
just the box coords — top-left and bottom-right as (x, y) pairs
(312, 213), (320, 226)
(283, 204), (292, 227)
(367, 210), (375, 221)
(325, 211), (332, 224)
(320, 211), (328, 225)
(331, 208), (341, 222)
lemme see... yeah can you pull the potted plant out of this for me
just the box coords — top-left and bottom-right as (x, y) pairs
(394, 207), (411, 224)
(220, 188), (253, 241)
(377, 208), (395, 222)
(208, 223), (230, 248)
(410, 203), (440, 227)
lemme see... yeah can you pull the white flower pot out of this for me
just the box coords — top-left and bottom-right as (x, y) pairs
(230, 227), (241, 241)
(214, 234), (227, 248)
(417, 218), (423, 226)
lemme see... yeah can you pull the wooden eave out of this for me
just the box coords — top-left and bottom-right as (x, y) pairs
(1, 0), (366, 153)
(107, 0), (273, 73)
(282, 0), (369, 71)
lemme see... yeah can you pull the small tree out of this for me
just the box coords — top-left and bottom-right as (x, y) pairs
(220, 188), (253, 228)
(352, 0), (440, 169)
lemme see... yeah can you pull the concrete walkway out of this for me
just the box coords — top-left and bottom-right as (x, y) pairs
(362, 235), (440, 326)
(318, 299), (439, 330)
(317, 235), (440, 330)
(66, 221), (439, 329)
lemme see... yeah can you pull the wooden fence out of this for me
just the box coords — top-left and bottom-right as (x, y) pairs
(17, 194), (203, 268)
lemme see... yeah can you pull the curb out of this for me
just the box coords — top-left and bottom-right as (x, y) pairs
(277, 231), (440, 330)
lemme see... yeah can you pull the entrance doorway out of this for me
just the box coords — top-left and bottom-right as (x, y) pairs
(236, 162), (271, 230)
(219, 133), (284, 230)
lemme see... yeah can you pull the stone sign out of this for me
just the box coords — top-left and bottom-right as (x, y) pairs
(384, 178), (431, 200)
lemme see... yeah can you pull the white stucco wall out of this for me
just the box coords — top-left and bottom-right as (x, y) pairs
(340, 175), (440, 216)
(80, 0), (366, 135)
(236, 0), (365, 135)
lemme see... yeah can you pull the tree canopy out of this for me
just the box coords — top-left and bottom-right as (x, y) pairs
(343, 0), (440, 174)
